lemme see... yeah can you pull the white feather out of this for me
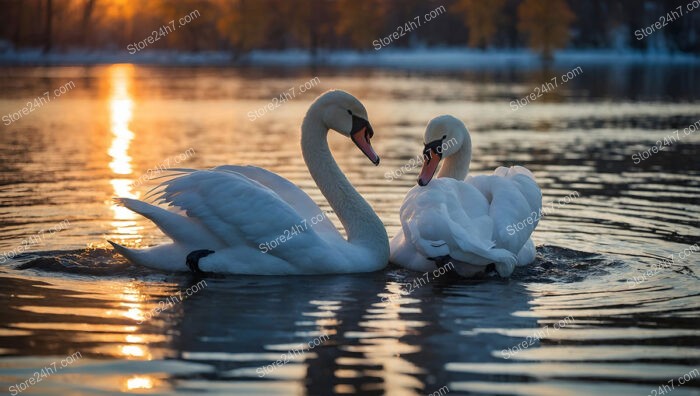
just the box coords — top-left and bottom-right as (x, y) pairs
(390, 116), (542, 278)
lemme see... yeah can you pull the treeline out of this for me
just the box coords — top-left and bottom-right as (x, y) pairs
(0, 0), (698, 57)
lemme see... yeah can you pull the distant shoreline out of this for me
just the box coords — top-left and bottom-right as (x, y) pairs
(0, 48), (698, 69)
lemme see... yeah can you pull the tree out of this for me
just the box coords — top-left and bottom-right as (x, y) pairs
(453, 0), (507, 48)
(215, 0), (271, 56)
(517, 0), (575, 60)
(157, 0), (219, 52)
(82, 0), (96, 47)
(335, 0), (387, 50)
(43, 0), (53, 53)
(280, 0), (334, 58)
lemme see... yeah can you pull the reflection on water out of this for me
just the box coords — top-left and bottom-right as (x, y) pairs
(107, 64), (140, 237)
(125, 375), (155, 391)
(0, 65), (698, 395)
(108, 65), (135, 177)
(121, 284), (147, 323)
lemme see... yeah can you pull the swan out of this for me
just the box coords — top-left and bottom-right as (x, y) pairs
(109, 90), (389, 275)
(389, 115), (542, 278)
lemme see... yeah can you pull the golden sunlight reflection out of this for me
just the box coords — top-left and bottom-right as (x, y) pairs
(120, 284), (146, 322)
(124, 375), (155, 391)
(363, 283), (424, 394)
(118, 284), (151, 360)
(107, 64), (140, 236)
(109, 89), (134, 175)
(126, 334), (144, 344)
(120, 344), (149, 358)
(124, 307), (145, 322)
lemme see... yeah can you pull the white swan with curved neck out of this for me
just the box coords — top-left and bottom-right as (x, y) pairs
(390, 115), (542, 278)
(109, 90), (389, 274)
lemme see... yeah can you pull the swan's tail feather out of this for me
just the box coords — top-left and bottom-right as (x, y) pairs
(108, 240), (187, 271)
(108, 240), (140, 263)
(114, 197), (140, 209)
(113, 197), (220, 248)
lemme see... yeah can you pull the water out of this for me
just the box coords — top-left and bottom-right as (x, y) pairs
(0, 64), (698, 395)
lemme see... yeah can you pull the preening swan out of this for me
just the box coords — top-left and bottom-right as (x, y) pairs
(109, 90), (389, 275)
(389, 115), (542, 278)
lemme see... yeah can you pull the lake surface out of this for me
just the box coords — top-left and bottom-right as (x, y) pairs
(0, 63), (698, 395)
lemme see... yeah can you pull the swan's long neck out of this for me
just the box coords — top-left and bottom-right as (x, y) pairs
(437, 136), (472, 180)
(301, 110), (389, 259)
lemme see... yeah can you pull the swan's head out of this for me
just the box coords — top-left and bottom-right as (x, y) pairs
(312, 90), (379, 165)
(418, 115), (470, 186)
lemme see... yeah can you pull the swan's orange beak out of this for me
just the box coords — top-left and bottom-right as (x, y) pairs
(418, 147), (441, 186)
(350, 116), (379, 165)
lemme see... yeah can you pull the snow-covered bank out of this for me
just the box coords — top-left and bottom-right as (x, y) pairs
(0, 48), (698, 69)
(249, 48), (700, 69)
(0, 49), (233, 66)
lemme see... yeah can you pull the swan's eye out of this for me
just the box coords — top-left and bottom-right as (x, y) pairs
(347, 110), (353, 115)
(442, 135), (447, 140)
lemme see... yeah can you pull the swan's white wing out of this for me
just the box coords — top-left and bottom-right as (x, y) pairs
(152, 169), (330, 265)
(466, 166), (542, 256)
(398, 179), (513, 265)
(212, 165), (341, 237)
